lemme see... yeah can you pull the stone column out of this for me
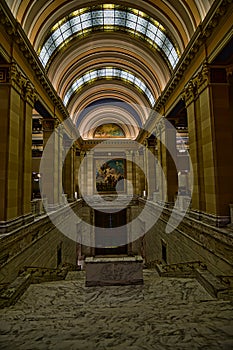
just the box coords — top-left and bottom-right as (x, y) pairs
(134, 150), (142, 196)
(74, 147), (81, 198)
(145, 139), (157, 199)
(196, 64), (233, 223)
(22, 80), (37, 218)
(78, 151), (86, 197)
(86, 149), (94, 196)
(0, 63), (35, 232)
(159, 120), (178, 205)
(63, 137), (75, 202)
(126, 150), (134, 196)
(154, 126), (163, 202)
(58, 124), (64, 205)
(41, 118), (60, 210)
(183, 79), (205, 215)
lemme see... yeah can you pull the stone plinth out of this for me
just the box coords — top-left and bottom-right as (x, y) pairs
(85, 256), (143, 286)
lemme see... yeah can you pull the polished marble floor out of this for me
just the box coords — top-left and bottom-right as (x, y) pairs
(0, 270), (233, 349)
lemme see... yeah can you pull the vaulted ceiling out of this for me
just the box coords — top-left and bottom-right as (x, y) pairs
(5, 0), (215, 139)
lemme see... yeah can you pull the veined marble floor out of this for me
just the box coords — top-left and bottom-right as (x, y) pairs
(0, 270), (233, 350)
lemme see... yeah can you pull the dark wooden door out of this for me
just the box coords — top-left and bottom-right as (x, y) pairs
(95, 209), (128, 255)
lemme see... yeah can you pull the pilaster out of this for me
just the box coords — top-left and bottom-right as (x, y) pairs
(41, 118), (61, 211)
(184, 62), (233, 225)
(156, 120), (178, 205)
(0, 62), (36, 232)
(126, 150), (134, 196)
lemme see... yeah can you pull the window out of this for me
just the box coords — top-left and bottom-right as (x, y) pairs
(38, 5), (180, 69)
(63, 67), (156, 107)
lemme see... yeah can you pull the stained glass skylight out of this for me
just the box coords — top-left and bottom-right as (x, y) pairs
(38, 4), (180, 69)
(63, 67), (156, 107)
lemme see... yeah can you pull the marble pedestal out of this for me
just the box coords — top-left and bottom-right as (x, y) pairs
(85, 256), (143, 286)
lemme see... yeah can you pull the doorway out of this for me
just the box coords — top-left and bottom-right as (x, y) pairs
(94, 208), (128, 255)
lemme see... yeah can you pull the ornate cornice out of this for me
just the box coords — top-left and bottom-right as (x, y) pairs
(0, 61), (37, 104)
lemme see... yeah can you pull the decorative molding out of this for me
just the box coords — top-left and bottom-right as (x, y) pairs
(182, 62), (210, 106)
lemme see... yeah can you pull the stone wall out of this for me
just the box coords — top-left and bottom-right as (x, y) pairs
(0, 202), (84, 284)
(140, 200), (233, 276)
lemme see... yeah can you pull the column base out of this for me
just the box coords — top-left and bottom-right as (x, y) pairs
(0, 213), (34, 234)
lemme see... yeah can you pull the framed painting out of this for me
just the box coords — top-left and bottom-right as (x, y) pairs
(95, 159), (125, 193)
(93, 123), (125, 138)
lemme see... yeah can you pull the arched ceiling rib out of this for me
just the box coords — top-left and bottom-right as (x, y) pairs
(4, 0), (215, 140)
(6, 0), (214, 48)
(48, 35), (169, 99)
(70, 86), (150, 127)
(63, 67), (156, 107)
(79, 105), (139, 139)
(37, 5), (180, 70)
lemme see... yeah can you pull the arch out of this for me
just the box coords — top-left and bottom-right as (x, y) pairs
(37, 4), (180, 69)
(63, 67), (156, 107)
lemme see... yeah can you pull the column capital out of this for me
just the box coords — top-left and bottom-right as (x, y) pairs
(42, 118), (59, 132)
(8, 62), (25, 93)
(182, 80), (197, 106)
(194, 62), (209, 93)
(24, 80), (37, 106)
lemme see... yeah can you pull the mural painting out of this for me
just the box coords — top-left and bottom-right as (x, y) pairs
(95, 159), (125, 192)
(94, 123), (125, 138)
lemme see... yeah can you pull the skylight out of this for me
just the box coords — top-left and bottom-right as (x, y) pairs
(38, 4), (180, 69)
(63, 67), (156, 107)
